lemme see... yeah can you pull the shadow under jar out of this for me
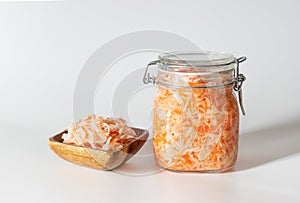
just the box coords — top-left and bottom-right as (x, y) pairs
(143, 52), (247, 172)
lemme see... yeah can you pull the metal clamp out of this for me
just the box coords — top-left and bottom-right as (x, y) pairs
(234, 56), (247, 116)
(143, 60), (159, 84)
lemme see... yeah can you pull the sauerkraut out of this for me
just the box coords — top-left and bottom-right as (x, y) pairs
(62, 115), (137, 150)
(153, 73), (239, 171)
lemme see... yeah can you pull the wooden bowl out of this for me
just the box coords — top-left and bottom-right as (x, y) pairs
(48, 127), (149, 170)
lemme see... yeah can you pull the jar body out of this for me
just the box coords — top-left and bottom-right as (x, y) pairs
(152, 72), (239, 172)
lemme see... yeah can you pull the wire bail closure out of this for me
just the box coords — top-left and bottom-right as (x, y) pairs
(143, 60), (159, 85)
(143, 56), (247, 116)
(234, 56), (247, 116)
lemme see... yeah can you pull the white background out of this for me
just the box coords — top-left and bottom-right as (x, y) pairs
(0, 0), (299, 203)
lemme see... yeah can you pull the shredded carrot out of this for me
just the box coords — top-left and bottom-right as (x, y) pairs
(153, 73), (239, 171)
(62, 115), (137, 150)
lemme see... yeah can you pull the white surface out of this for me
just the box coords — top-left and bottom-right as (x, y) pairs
(1, 121), (300, 203)
(0, 1), (300, 203)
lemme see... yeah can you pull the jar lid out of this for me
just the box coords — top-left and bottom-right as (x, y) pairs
(158, 51), (236, 73)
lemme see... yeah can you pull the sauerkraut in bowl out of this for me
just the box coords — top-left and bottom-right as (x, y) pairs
(62, 115), (138, 151)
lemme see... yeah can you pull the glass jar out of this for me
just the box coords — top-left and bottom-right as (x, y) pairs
(143, 52), (247, 172)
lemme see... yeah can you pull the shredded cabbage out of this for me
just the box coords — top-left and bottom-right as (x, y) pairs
(153, 73), (239, 171)
(62, 115), (137, 150)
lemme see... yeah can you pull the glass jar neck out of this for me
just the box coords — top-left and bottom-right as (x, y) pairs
(156, 52), (236, 89)
(156, 67), (235, 89)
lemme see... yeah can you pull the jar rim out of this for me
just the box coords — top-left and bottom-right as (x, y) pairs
(158, 51), (236, 73)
